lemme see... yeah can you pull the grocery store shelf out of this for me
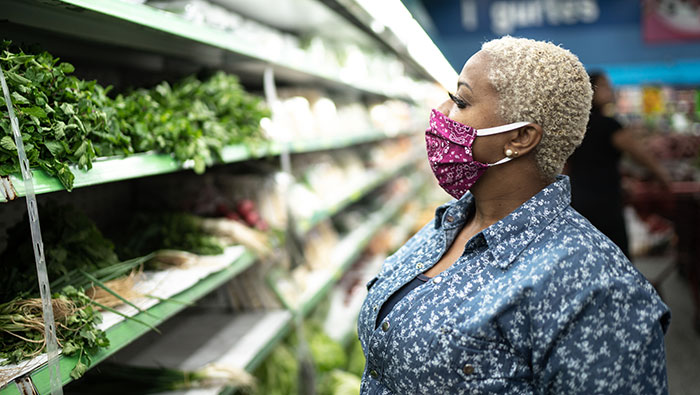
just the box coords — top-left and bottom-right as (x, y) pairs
(325, 214), (418, 346)
(3, 0), (410, 99)
(320, 0), (457, 89)
(118, 310), (292, 395)
(0, 250), (258, 395)
(297, 177), (420, 317)
(0, 129), (416, 203)
(295, 154), (419, 234)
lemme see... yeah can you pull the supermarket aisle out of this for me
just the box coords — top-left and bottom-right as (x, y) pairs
(635, 256), (700, 395)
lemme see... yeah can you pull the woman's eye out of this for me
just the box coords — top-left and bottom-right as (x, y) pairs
(448, 92), (467, 109)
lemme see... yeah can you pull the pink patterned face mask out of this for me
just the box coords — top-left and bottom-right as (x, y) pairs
(425, 109), (530, 199)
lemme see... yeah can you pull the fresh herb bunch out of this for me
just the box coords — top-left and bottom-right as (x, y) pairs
(120, 212), (226, 259)
(1, 41), (270, 189)
(114, 72), (270, 173)
(0, 286), (109, 379)
(0, 41), (131, 190)
(0, 203), (119, 302)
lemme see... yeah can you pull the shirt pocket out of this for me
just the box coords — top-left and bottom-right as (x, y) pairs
(418, 327), (531, 394)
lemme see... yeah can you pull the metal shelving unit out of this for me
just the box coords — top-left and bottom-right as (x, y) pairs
(296, 176), (421, 317)
(0, 250), (258, 395)
(2, 0), (415, 99)
(0, 0), (445, 392)
(107, 177), (421, 395)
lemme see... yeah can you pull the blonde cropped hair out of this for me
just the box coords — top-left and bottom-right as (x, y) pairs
(480, 36), (592, 180)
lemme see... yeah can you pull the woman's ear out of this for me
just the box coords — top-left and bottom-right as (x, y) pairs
(505, 124), (543, 157)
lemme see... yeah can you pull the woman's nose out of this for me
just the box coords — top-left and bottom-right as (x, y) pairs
(437, 99), (451, 116)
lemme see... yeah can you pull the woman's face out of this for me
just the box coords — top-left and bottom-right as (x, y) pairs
(437, 50), (508, 163)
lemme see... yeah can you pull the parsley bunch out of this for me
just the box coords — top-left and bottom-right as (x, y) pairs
(114, 72), (269, 173)
(0, 41), (130, 190)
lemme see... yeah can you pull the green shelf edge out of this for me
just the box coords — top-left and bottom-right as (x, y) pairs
(0, 249), (257, 395)
(1, 130), (416, 203)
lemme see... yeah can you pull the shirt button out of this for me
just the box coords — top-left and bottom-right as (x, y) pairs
(370, 369), (379, 379)
(433, 276), (442, 284)
(381, 321), (390, 332)
(373, 305), (378, 311)
(462, 364), (475, 375)
(446, 215), (455, 223)
(416, 263), (424, 269)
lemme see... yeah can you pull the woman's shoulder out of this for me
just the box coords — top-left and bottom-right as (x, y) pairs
(526, 207), (640, 282)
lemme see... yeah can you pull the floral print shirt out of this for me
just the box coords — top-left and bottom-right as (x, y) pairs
(358, 176), (670, 394)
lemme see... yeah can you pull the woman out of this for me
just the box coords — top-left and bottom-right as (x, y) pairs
(568, 72), (672, 259)
(358, 37), (670, 394)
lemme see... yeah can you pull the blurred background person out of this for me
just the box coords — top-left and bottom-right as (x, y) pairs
(567, 71), (672, 259)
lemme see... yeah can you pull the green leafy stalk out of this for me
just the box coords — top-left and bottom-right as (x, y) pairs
(79, 270), (159, 320)
(88, 300), (161, 334)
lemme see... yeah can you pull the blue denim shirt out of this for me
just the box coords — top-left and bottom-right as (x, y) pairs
(358, 176), (670, 394)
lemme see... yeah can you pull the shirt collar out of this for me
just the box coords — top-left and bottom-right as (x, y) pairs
(434, 193), (474, 230)
(433, 175), (572, 269)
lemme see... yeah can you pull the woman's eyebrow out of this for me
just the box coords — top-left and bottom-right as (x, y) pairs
(457, 80), (473, 94)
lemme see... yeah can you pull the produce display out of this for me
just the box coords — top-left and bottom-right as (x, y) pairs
(119, 212), (227, 259)
(249, 319), (362, 395)
(0, 286), (108, 379)
(0, 42), (128, 190)
(0, 42), (269, 190)
(113, 72), (269, 174)
(0, 2), (431, 390)
(66, 362), (255, 394)
(0, 203), (119, 301)
(0, 201), (269, 382)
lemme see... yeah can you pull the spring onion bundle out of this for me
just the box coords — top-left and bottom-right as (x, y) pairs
(67, 362), (256, 394)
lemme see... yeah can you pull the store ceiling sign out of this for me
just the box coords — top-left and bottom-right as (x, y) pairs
(461, 0), (600, 34)
(643, 0), (700, 42)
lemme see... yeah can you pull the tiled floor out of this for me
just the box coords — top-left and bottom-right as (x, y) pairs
(634, 255), (700, 395)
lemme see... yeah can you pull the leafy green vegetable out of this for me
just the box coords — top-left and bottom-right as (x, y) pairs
(252, 343), (299, 395)
(119, 212), (226, 259)
(307, 323), (347, 374)
(0, 203), (119, 302)
(0, 41), (130, 191)
(318, 369), (361, 395)
(0, 286), (109, 379)
(0, 42), (270, 190)
(346, 338), (366, 378)
(114, 72), (269, 173)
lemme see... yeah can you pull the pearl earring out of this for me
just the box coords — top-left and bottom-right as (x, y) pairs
(505, 149), (514, 157)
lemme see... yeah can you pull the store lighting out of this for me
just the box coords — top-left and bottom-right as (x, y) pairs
(354, 0), (458, 90)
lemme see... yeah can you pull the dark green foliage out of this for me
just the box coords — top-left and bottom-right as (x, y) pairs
(114, 72), (270, 174)
(119, 212), (225, 258)
(0, 203), (119, 302)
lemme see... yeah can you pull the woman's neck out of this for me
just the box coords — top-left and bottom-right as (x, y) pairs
(468, 167), (550, 230)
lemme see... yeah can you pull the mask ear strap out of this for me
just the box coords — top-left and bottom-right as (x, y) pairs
(476, 121), (531, 136)
(488, 156), (512, 167)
